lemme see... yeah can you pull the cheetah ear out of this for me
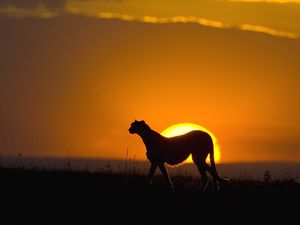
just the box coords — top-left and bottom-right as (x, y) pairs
(141, 120), (145, 124)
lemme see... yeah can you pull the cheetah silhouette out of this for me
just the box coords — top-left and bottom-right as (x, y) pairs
(129, 120), (229, 191)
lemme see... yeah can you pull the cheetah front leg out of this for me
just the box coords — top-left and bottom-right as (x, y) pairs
(147, 163), (157, 184)
(158, 163), (174, 189)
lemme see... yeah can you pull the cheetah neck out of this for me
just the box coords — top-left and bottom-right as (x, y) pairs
(139, 128), (162, 149)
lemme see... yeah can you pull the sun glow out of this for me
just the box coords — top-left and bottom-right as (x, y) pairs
(161, 123), (221, 164)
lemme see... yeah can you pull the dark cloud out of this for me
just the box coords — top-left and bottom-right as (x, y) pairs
(0, 0), (67, 10)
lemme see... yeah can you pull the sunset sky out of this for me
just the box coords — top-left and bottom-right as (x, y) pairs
(1, 0), (300, 163)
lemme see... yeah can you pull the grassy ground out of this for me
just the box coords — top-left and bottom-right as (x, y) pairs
(1, 167), (299, 225)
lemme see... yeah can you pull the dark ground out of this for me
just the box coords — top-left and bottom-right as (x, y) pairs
(1, 168), (299, 225)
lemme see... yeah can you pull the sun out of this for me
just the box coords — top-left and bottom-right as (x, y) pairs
(161, 123), (221, 164)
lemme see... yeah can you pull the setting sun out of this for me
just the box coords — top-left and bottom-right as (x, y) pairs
(161, 123), (221, 164)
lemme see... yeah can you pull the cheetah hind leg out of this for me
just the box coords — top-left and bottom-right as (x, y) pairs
(196, 164), (209, 192)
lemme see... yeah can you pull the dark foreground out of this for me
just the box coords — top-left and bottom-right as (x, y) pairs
(1, 168), (299, 225)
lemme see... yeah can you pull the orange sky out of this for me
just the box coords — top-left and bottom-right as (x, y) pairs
(0, 0), (300, 163)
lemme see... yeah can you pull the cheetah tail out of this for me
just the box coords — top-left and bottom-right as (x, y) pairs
(210, 149), (230, 184)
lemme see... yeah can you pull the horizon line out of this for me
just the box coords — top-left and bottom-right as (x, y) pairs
(1, 154), (300, 164)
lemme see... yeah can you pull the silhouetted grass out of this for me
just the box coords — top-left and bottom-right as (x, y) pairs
(1, 167), (299, 225)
